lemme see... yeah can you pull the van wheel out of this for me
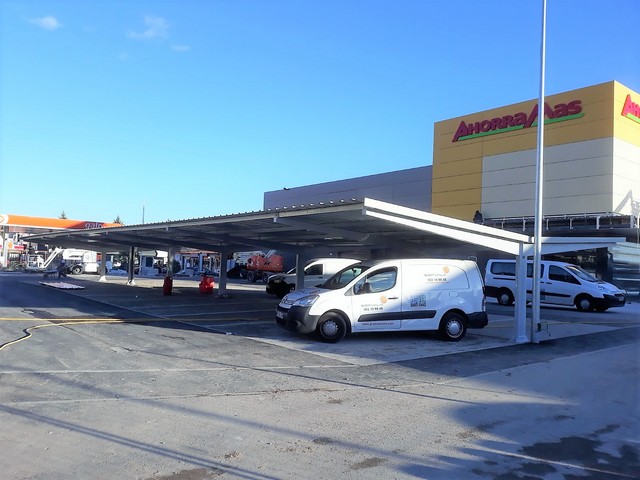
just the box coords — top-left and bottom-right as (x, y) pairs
(575, 295), (594, 312)
(316, 313), (347, 343)
(497, 288), (514, 306)
(71, 265), (83, 275)
(439, 312), (467, 341)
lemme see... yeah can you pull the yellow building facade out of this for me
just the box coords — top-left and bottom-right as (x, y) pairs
(432, 81), (640, 221)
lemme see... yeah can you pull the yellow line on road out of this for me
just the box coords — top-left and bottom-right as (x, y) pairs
(0, 318), (123, 322)
(0, 317), (228, 352)
(0, 319), (130, 352)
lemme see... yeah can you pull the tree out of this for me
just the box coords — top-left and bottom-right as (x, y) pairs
(59, 211), (67, 219)
(113, 215), (123, 225)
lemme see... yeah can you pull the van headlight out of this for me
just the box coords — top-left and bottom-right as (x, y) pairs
(294, 295), (319, 307)
(597, 285), (615, 293)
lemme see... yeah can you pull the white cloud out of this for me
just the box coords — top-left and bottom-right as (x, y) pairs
(30, 16), (62, 31)
(171, 44), (190, 52)
(129, 15), (168, 40)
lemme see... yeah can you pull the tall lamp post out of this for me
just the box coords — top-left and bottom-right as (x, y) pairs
(532, 0), (547, 343)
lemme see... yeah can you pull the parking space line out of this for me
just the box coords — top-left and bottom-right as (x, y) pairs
(161, 309), (274, 318)
(0, 364), (358, 375)
(196, 320), (273, 327)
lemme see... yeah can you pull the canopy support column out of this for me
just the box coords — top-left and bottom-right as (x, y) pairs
(295, 252), (310, 292)
(126, 246), (136, 286)
(218, 249), (229, 297)
(98, 249), (108, 282)
(514, 243), (529, 343)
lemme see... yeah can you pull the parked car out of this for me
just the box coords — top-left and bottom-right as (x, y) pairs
(484, 259), (626, 312)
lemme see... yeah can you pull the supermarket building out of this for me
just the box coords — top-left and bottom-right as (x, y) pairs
(266, 81), (639, 223)
(264, 80), (639, 286)
(430, 80), (639, 221)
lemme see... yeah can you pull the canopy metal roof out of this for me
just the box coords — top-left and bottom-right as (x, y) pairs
(23, 198), (461, 255)
(25, 198), (625, 258)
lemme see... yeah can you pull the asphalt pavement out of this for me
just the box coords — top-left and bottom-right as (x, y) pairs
(1, 271), (638, 480)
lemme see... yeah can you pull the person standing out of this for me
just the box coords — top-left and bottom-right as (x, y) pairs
(57, 260), (67, 278)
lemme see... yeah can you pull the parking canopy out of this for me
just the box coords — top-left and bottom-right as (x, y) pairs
(26, 198), (624, 344)
(21, 198), (491, 255)
(25, 197), (624, 261)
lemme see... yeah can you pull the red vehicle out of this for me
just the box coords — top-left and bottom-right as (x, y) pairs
(245, 250), (285, 283)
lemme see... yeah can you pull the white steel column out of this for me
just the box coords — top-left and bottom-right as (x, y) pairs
(218, 249), (229, 297)
(98, 249), (108, 282)
(295, 253), (309, 292)
(515, 243), (529, 343)
(531, 0), (547, 344)
(0, 230), (8, 268)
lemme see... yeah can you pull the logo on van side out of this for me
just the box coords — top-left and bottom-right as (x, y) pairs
(410, 294), (427, 307)
(452, 100), (583, 142)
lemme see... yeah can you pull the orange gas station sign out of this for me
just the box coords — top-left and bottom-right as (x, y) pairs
(0, 214), (122, 230)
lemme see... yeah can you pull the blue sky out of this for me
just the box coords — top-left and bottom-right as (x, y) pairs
(1, 0), (638, 225)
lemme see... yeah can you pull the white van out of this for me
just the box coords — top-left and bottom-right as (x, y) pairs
(276, 258), (488, 342)
(266, 257), (360, 298)
(484, 259), (626, 312)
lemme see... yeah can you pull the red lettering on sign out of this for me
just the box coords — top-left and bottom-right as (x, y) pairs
(468, 122), (481, 135)
(525, 104), (538, 128)
(622, 94), (640, 119)
(567, 100), (582, 115)
(451, 99), (584, 142)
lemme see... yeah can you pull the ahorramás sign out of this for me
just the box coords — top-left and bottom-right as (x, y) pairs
(621, 94), (640, 124)
(452, 100), (583, 142)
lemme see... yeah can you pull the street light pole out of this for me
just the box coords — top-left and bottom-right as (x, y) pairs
(532, 0), (547, 343)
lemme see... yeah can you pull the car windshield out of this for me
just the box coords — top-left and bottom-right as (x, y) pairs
(320, 263), (370, 290)
(565, 265), (599, 282)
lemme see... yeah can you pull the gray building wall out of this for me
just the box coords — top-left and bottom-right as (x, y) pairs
(263, 166), (432, 211)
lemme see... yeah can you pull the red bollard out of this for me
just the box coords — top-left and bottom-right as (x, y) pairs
(163, 276), (173, 295)
(199, 275), (215, 294)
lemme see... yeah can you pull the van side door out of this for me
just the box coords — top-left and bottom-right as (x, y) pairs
(544, 264), (580, 306)
(401, 263), (472, 331)
(302, 262), (325, 288)
(350, 266), (403, 331)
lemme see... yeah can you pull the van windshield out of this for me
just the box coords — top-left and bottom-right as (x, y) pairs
(320, 264), (370, 290)
(565, 265), (599, 282)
